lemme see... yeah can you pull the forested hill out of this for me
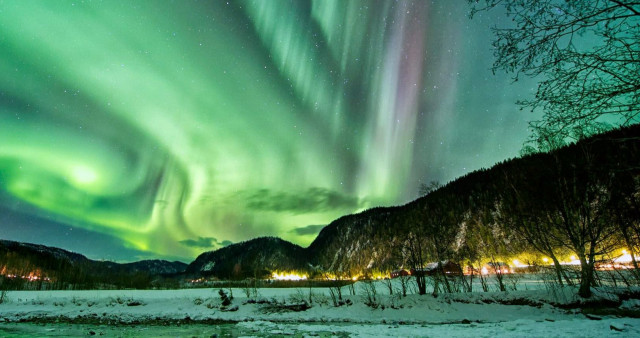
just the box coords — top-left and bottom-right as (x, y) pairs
(185, 237), (308, 279)
(3, 125), (639, 282)
(306, 124), (640, 275)
(0, 240), (187, 289)
(187, 124), (639, 279)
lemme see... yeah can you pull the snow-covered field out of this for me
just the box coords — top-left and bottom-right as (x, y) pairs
(1, 276), (640, 337)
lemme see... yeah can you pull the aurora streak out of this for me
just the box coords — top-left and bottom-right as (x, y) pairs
(0, 1), (534, 261)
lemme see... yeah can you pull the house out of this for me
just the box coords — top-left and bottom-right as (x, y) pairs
(410, 260), (463, 277)
(482, 262), (511, 275)
(390, 269), (410, 278)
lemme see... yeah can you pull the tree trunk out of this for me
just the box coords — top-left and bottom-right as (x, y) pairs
(437, 261), (452, 293)
(550, 256), (565, 286)
(620, 224), (640, 267)
(549, 253), (573, 286)
(432, 275), (440, 296)
(621, 227), (640, 281)
(630, 248), (640, 281)
(631, 248), (640, 271)
(416, 275), (426, 295)
(578, 253), (593, 298)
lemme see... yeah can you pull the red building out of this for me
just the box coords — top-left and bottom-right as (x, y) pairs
(390, 269), (410, 278)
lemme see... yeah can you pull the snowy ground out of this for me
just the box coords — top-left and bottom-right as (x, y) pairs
(1, 276), (640, 336)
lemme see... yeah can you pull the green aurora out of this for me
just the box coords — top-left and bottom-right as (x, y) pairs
(0, 1), (534, 262)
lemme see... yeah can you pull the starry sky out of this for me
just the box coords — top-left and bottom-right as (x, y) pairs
(0, 0), (536, 262)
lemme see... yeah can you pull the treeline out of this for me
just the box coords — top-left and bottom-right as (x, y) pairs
(186, 237), (308, 280)
(8, 125), (636, 296)
(404, 125), (640, 297)
(0, 241), (180, 290)
(310, 125), (640, 298)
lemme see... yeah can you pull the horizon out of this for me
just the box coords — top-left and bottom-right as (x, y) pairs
(0, 1), (536, 262)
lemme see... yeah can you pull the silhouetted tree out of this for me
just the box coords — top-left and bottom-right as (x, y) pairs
(420, 195), (466, 294)
(470, 1), (640, 144)
(531, 146), (618, 297)
(419, 181), (442, 197)
(469, 205), (512, 292)
(500, 163), (574, 286)
(608, 147), (640, 278)
(403, 230), (428, 295)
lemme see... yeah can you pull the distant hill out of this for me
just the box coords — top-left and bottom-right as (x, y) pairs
(0, 240), (187, 289)
(120, 259), (188, 275)
(306, 124), (640, 274)
(189, 124), (640, 278)
(306, 205), (411, 274)
(3, 125), (639, 282)
(186, 237), (308, 279)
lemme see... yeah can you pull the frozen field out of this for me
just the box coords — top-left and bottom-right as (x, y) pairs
(1, 318), (639, 337)
(1, 276), (640, 336)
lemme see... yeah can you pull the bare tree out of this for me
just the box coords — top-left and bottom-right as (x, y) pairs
(419, 181), (442, 197)
(403, 231), (428, 295)
(470, 0), (640, 143)
(473, 216), (510, 292)
(421, 195), (466, 295)
(402, 192), (466, 296)
(509, 144), (620, 297)
(500, 169), (574, 287)
(609, 155), (640, 280)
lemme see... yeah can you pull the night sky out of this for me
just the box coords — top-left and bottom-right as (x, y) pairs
(0, 1), (536, 262)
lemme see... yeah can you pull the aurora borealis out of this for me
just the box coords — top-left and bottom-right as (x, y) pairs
(0, 1), (535, 262)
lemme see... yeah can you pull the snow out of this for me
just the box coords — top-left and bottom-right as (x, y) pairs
(201, 261), (215, 272)
(1, 276), (639, 336)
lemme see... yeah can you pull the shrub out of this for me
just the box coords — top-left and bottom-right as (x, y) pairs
(218, 289), (232, 306)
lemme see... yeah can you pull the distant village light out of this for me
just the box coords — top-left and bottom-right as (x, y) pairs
(613, 249), (639, 265)
(271, 272), (307, 281)
(512, 259), (528, 268)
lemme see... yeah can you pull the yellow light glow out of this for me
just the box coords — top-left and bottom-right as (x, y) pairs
(542, 258), (549, 263)
(271, 272), (307, 281)
(562, 256), (581, 265)
(622, 249), (628, 255)
(614, 254), (634, 263)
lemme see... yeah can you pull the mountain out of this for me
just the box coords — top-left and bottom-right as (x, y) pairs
(0, 239), (187, 289)
(0, 239), (89, 265)
(120, 260), (188, 275)
(186, 237), (308, 279)
(307, 124), (640, 274)
(3, 125), (639, 282)
(190, 124), (640, 278)
(306, 206), (411, 274)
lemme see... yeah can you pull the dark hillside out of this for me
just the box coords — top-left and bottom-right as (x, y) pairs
(3, 125), (639, 282)
(185, 237), (308, 279)
(0, 240), (187, 289)
(305, 124), (640, 274)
